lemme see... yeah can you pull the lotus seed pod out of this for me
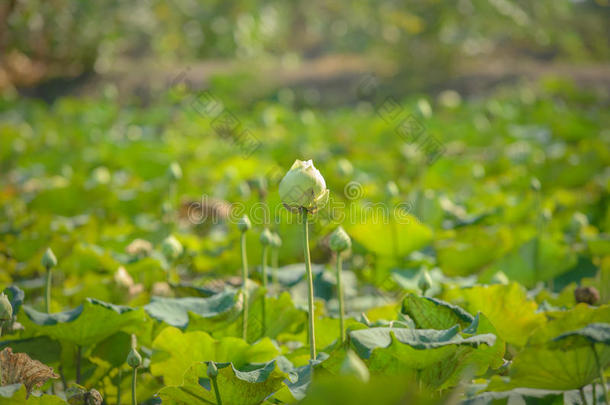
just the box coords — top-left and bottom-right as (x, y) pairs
(574, 286), (599, 305)
(237, 215), (252, 232)
(67, 385), (103, 405)
(340, 350), (370, 382)
(41, 248), (58, 269)
(167, 162), (182, 181)
(329, 226), (351, 253)
(207, 361), (218, 379)
(161, 235), (183, 260)
(260, 228), (273, 246)
(126, 348), (142, 368)
(336, 158), (354, 177)
(271, 232), (282, 248)
(418, 270), (432, 294)
(385, 181), (399, 199)
(279, 159), (329, 213)
(0, 293), (13, 321)
(490, 271), (509, 285)
(530, 177), (541, 192)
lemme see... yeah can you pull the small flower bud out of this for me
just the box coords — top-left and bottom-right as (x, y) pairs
(167, 162), (182, 181)
(271, 232), (282, 248)
(336, 158), (354, 177)
(207, 361), (218, 379)
(127, 335), (142, 369)
(0, 293), (13, 321)
(41, 248), (58, 269)
(237, 215), (252, 232)
(490, 271), (509, 285)
(279, 159), (329, 213)
(340, 350), (369, 382)
(126, 348), (142, 368)
(260, 228), (273, 246)
(161, 235), (183, 261)
(530, 177), (541, 192)
(418, 269), (432, 294)
(385, 181), (399, 199)
(329, 226), (351, 253)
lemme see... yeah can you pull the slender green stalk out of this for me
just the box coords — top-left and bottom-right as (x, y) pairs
(592, 344), (609, 405)
(301, 210), (316, 360)
(45, 267), (52, 313)
(593, 383), (597, 405)
(261, 245), (269, 337)
(336, 254), (345, 343)
(76, 345), (82, 384)
(271, 247), (279, 287)
(117, 368), (122, 405)
(131, 367), (137, 405)
(241, 232), (249, 341)
(580, 387), (588, 405)
(211, 375), (222, 405)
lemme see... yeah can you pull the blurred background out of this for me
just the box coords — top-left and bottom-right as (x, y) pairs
(1, 0), (609, 102)
(1, 0), (609, 305)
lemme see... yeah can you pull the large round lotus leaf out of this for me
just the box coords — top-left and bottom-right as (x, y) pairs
(442, 283), (546, 346)
(150, 327), (279, 385)
(19, 299), (150, 347)
(158, 360), (287, 405)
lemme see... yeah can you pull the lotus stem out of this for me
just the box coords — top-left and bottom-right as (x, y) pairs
(241, 232), (249, 341)
(580, 387), (588, 405)
(117, 368), (122, 405)
(261, 244), (269, 337)
(272, 247), (279, 287)
(592, 344), (609, 405)
(211, 374), (222, 405)
(301, 209), (316, 361)
(336, 254), (346, 344)
(131, 367), (137, 405)
(76, 345), (82, 384)
(45, 267), (52, 313)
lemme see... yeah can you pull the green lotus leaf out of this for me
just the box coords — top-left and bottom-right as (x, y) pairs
(552, 322), (610, 348)
(442, 283), (546, 346)
(349, 326), (498, 388)
(158, 360), (287, 405)
(486, 343), (610, 391)
(19, 298), (150, 347)
(527, 304), (610, 345)
(347, 213), (433, 257)
(150, 327), (279, 385)
(145, 290), (239, 329)
(401, 293), (474, 330)
(0, 384), (67, 405)
(486, 237), (577, 287)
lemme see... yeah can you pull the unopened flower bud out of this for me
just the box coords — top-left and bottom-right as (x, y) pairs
(41, 248), (58, 269)
(0, 293), (13, 321)
(329, 226), (351, 253)
(126, 348), (142, 368)
(260, 228), (273, 246)
(490, 271), (509, 285)
(161, 235), (183, 261)
(418, 270), (432, 294)
(340, 350), (369, 382)
(167, 162), (182, 181)
(271, 232), (282, 248)
(336, 158), (354, 177)
(207, 361), (218, 379)
(279, 159), (329, 213)
(237, 215), (252, 232)
(530, 177), (541, 192)
(385, 181), (399, 199)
